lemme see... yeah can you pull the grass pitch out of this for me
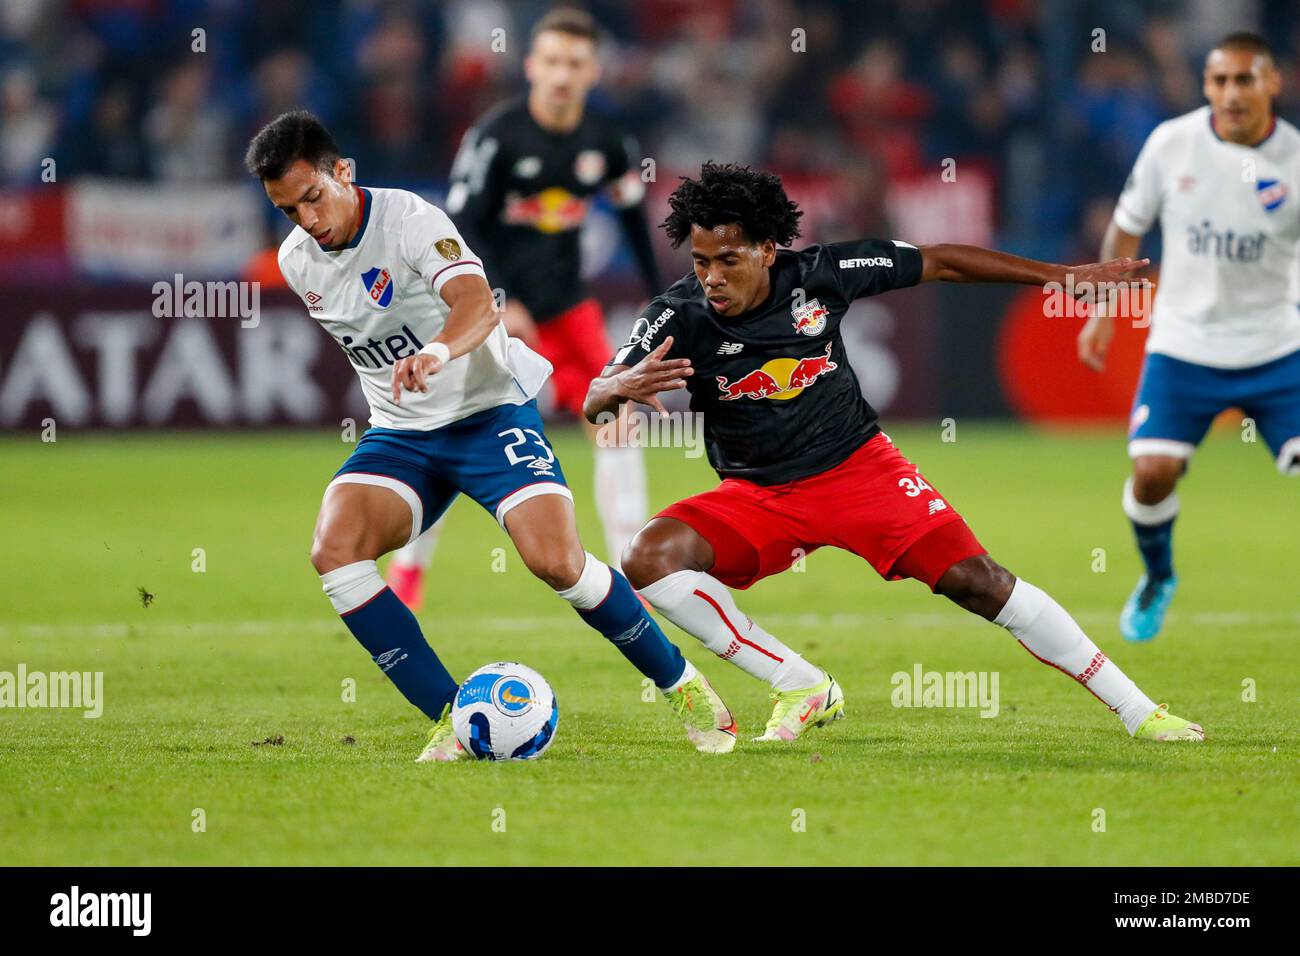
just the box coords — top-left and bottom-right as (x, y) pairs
(1, 424), (1296, 866)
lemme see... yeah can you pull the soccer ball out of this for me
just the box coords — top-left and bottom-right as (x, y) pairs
(451, 662), (558, 761)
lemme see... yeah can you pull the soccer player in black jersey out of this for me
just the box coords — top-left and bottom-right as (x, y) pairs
(586, 162), (1205, 745)
(386, 8), (659, 609)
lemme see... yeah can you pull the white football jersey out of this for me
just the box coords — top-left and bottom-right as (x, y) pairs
(278, 186), (550, 429)
(1114, 105), (1300, 368)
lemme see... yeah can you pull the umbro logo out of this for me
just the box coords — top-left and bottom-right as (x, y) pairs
(375, 647), (408, 672)
(610, 619), (649, 646)
(717, 342), (744, 355)
(305, 290), (324, 312)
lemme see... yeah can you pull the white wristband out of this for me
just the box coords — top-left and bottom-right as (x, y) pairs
(418, 342), (451, 364)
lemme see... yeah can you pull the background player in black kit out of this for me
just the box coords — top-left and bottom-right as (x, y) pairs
(586, 161), (1205, 746)
(386, 8), (660, 608)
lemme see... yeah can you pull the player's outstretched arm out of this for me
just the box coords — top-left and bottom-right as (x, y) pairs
(583, 336), (692, 423)
(1077, 221), (1144, 372)
(390, 273), (499, 404)
(918, 242), (1149, 289)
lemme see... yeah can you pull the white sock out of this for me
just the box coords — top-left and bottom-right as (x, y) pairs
(553, 551), (612, 609)
(995, 578), (1156, 734)
(1122, 476), (1180, 525)
(639, 570), (824, 691)
(594, 444), (647, 566)
(663, 659), (697, 695)
(388, 517), (444, 571)
(321, 560), (385, 614)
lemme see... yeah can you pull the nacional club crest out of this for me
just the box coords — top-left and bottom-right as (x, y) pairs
(791, 298), (829, 335)
(434, 237), (462, 260)
(360, 266), (394, 308)
(1256, 179), (1288, 213)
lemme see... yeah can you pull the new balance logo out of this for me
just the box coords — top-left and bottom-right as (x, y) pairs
(927, 499), (947, 515)
(717, 342), (744, 355)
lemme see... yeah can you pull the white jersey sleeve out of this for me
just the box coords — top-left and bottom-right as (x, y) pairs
(1113, 125), (1167, 237)
(398, 204), (488, 297)
(276, 235), (305, 297)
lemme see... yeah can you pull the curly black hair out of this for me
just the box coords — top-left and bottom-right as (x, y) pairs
(661, 161), (803, 248)
(244, 110), (341, 181)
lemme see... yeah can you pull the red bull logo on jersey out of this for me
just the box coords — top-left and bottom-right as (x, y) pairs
(791, 298), (830, 335)
(1256, 179), (1288, 212)
(502, 186), (590, 234)
(716, 342), (837, 401)
(360, 267), (395, 308)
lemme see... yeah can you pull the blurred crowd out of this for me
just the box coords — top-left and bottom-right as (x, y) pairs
(3, 0), (1300, 259)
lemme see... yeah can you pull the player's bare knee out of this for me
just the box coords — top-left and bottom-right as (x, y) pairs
(622, 521), (693, 590)
(620, 536), (661, 590)
(311, 531), (360, 575)
(1132, 456), (1183, 502)
(937, 555), (1014, 620)
(524, 548), (586, 592)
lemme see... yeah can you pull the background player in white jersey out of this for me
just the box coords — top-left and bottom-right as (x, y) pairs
(385, 9), (657, 610)
(1078, 31), (1300, 642)
(244, 111), (738, 759)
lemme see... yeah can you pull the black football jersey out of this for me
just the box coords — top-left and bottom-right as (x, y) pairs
(610, 238), (924, 485)
(445, 96), (647, 320)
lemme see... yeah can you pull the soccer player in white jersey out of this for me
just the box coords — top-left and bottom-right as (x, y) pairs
(384, 10), (657, 612)
(1078, 31), (1300, 642)
(244, 111), (738, 759)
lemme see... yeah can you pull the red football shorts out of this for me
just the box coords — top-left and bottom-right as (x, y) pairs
(658, 431), (986, 590)
(533, 298), (614, 419)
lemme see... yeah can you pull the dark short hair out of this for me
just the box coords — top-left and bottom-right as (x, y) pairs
(244, 110), (342, 181)
(530, 6), (599, 46)
(1211, 31), (1274, 63)
(662, 161), (804, 248)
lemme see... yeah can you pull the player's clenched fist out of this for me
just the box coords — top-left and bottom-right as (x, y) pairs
(615, 336), (693, 417)
(391, 353), (443, 405)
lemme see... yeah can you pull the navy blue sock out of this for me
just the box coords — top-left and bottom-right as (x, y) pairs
(576, 569), (686, 689)
(1131, 517), (1176, 581)
(339, 587), (458, 719)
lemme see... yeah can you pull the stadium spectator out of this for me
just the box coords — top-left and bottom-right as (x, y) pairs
(142, 58), (232, 182)
(0, 65), (56, 182)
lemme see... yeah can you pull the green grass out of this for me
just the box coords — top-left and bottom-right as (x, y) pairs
(1, 424), (1296, 865)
